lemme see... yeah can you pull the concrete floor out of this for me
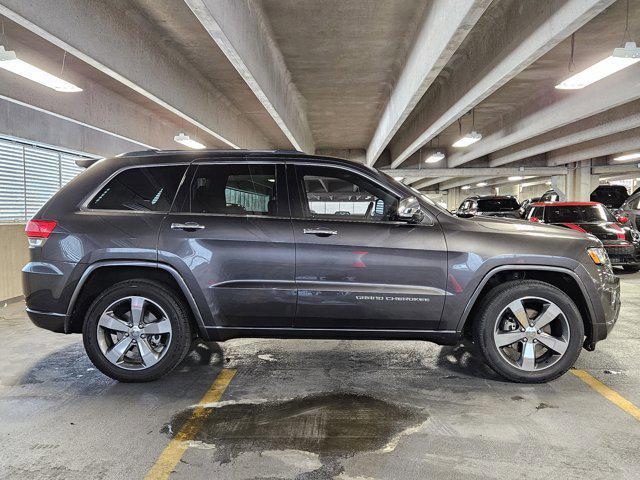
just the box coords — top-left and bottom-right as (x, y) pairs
(1, 273), (639, 479)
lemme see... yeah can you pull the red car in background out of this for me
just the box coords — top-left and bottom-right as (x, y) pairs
(526, 201), (640, 272)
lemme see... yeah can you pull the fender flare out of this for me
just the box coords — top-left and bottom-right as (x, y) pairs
(456, 264), (596, 332)
(65, 260), (208, 337)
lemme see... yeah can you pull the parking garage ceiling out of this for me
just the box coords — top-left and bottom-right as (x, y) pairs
(0, 0), (639, 192)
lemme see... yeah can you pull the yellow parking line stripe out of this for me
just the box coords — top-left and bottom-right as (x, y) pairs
(571, 369), (640, 422)
(145, 369), (236, 480)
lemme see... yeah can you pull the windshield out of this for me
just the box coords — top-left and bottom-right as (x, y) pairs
(547, 205), (615, 223)
(477, 198), (519, 211)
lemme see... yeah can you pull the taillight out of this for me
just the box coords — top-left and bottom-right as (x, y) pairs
(25, 219), (57, 238)
(25, 219), (57, 247)
(529, 216), (540, 223)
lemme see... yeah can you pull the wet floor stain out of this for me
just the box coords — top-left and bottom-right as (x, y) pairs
(535, 402), (558, 410)
(163, 392), (427, 469)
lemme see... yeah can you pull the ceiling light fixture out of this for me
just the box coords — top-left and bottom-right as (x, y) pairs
(452, 131), (482, 148)
(476, 182), (488, 187)
(461, 185), (471, 190)
(393, 176), (405, 182)
(0, 46), (82, 92)
(174, 132), (206, 149)
(555, 42), (640, 90)
(613, 152), (640, 162)
(508, 176), (523, 181)
(425, 151), (445, 163)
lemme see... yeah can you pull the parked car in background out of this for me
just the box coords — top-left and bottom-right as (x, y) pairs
(540, 189), (561, 202)
(456, 195), (521, 219)
(526, 201), (640, 271)
(519, 197), (541, 218)
(590, 185), (629, 210)
(615, 190), (640, 230)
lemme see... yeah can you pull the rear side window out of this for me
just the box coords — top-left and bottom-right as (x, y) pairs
(182, 163), (279, 216)
(88, 166), (186, 212)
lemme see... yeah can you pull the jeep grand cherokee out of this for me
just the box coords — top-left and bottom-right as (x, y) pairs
(22, 150), (620, 383)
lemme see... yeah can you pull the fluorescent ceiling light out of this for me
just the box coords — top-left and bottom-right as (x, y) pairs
(425, 151), (445, 163)
(0, 46), (82, 93)
(461, 185), (471, 190)
(393, 176), (405, 181)
(476, 182), (488, 187)
(555, 42), (640, 90)
(174, 132), (206, 149)
(508, 176), (523, 181)
(452, 131), (482, 148)
(613, 152), (640, 162)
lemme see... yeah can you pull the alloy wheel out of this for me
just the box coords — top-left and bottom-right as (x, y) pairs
(493, 296), (570, 372)
(96, 296), (172, 370)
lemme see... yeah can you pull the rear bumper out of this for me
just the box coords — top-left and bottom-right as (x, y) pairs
(25, 308), (67, 333)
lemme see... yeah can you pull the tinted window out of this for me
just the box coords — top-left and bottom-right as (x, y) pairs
(183, 163), (278, 216)
(296, 165), (397, 221)
(477, 198), (519, 211)
(527, 206), (544, 220)
(88, 166), (186, 212)
(547, 205), (615, 223)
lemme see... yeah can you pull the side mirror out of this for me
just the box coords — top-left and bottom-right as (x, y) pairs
(457, 211), (474, 218)
(617, 215), (629, 224)
(396, 196), (425, 223)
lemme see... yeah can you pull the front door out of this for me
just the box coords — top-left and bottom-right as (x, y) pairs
(289, 163), (447, 331)
(158, 160), (296, 329)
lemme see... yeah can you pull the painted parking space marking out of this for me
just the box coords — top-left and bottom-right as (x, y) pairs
(571, 369), (640, 422)
(145, 369), (236, 480)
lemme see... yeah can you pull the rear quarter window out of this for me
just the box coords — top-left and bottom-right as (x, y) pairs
(88, 165), (186, 212)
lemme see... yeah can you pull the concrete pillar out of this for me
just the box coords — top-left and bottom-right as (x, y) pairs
(564, 160), (598, 201)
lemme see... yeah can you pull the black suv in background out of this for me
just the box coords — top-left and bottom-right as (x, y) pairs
(456, 195), (521, 219)
(23, 150), (619, 383)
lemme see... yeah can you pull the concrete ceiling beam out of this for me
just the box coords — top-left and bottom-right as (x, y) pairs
(548, 127), (640, 166)
(439, 176), (494, 190)
(0, 0), (270, 150)
(184, 0), (314, 153)
(382, 166), (568, 179)
(411, 177), (452, 190)
(0, 36), (201, 155)
(389, 0), (615, 169)
(489, 100), (640, 167)
(449, 63), (640, 168)
(365, 0), (490, 166)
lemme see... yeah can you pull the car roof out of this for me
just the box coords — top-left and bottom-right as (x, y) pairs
(531, 201), (601, 207)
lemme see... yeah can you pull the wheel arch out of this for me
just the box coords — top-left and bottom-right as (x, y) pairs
(458, 265), (596, 347)
(65, 261), (208, 338)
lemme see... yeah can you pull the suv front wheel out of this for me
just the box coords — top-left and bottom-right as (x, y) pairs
(473, 280), (584, 383)
(82, 279), (193, 382)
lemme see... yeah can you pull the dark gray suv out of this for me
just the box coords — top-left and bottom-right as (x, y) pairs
(22, 150), (620, 383)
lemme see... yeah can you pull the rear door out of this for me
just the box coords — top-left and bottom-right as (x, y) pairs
(289, 162), (447, 331)
(158, 159), (296, 329)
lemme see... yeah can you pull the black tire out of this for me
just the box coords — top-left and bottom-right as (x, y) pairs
(473, 280), (584, 383)
(82, 279), (193, 382)
(623, 264), (640, 272)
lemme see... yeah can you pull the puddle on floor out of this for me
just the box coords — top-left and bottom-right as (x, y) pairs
(163, 392), (427, 465)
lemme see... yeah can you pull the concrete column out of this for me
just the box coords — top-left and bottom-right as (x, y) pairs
(563, 160), (598, 201)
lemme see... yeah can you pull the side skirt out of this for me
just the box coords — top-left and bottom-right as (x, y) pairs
(205, 326), (461, 345)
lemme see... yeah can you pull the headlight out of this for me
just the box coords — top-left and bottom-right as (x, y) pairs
(587, 247), (609, 266)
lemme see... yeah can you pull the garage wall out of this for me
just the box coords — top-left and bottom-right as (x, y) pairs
(0, 223), (29, 301)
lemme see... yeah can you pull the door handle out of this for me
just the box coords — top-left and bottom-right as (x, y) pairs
(303, 228), (338, 237)
(171, 222), (205, 231)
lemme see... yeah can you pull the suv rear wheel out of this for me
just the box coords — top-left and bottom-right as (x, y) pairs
(473, 280), (584, 383)
(82, 279), (193, 382)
